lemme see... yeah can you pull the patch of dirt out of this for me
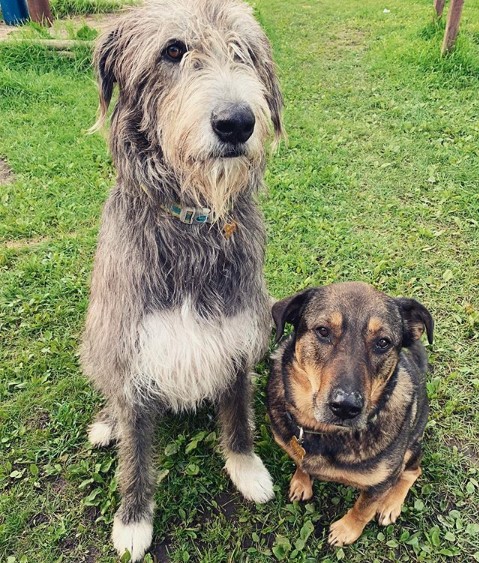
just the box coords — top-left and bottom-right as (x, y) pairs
(149, 491), (240, 561)
(85, 546), (101, 563)
(4, 230), (81, 250)
(27, 512), (50, 527)
(211, 490), (240, 520)
(0, 22), (16, 41)
(83, 505), (101, 522)
(27, 409), (50, 430)
(4, 236), (50, 249)
(328, 27), (368, 51)
(50, 475), (68, 494)
(241, 519), (275, 550)
(443, 436), (479, 466)
(58, 535), (79, 553)
(151, 540), (172, 563)
(191, 489), (242, 526)
(0, 158), (14, 184)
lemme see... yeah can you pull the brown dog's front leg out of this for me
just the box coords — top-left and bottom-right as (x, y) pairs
(377, 466), (422, 525)
(328, 489), (383, 546)
(289, 466), (314, 501)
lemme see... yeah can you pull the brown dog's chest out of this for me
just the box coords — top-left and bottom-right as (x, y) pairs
(300, 451), (392, 490)
(292, 429), (404, 491)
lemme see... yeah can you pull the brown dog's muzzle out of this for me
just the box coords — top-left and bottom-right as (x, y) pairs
(328, 387), (364, 421)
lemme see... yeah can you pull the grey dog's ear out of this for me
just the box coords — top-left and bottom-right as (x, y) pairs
(254, 38), (284, 142)
(91, 30), (120, 130)
(396, 297), (434, 346)
(272, 289), (314, 343)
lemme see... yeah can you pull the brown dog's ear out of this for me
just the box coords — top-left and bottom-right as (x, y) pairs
(396, 297), (434, 346)
(272, 289), (313, 343)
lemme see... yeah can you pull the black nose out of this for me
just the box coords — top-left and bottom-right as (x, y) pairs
(328, 388), (364, 420)
(211, 104), (255, 145)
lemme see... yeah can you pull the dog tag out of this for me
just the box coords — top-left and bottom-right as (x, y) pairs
(290, 435), (306, 461)
(223, 221), (237, 239)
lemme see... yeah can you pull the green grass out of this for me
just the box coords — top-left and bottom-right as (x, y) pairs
(1, 0), (479, 561)
(49, 0), (137, 18)
(0, 0), (135, 21)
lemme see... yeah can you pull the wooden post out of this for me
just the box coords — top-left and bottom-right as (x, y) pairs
(441, 0), (465, 55)
(27, 0), (53, 26)
(434, 0), (446, 18)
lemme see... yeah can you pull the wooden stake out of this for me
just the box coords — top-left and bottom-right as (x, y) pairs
(441, 0), (465, 55)
(434, 0), (446, 18)
(27, 0), (53, 26)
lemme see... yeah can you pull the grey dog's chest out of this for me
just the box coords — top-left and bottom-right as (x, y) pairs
(130, 301), (270, 412)
(148, 205), (266, 316)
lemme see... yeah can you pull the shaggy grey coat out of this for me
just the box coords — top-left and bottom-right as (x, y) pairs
(80, 0), (283, 560)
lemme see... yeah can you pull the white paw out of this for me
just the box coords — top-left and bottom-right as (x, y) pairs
(88, 421), (114, 447)
(112, 514), (153, 562)
(225, 453), (274, 503)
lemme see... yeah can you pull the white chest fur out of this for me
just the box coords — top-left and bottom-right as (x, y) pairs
(129, 300), (269, 411)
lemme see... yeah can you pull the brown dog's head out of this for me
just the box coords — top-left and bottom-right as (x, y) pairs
(272, 282), (433, 430)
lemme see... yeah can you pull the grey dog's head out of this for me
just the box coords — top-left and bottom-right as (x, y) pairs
(93, 0), (284, 217)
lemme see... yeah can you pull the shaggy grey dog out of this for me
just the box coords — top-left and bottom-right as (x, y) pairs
(80, 0), (283, 560)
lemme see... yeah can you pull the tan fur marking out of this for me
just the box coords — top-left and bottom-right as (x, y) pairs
(291, 355), (317, 392)
(403, 449), (413, 467)
(385, 367), (414, 414)
(306, 458), (392, 490)
(289, 364), (316, 418)
(317, 364), (337, 394)
(410, 323), (425, 341)
(329, 311), (343, 332)
(377, 467), (421, 526)
(329, 491), (383, 546)
(289, 467), (314, 502)
(368, 316), (383, 334)
(369, 354), (400, 406)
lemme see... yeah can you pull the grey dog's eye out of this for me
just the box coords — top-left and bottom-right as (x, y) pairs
(164, 41), (187, 62)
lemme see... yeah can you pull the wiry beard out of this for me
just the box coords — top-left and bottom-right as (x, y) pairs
(155, 59), (272, 219)
(174, 154), (261, 220)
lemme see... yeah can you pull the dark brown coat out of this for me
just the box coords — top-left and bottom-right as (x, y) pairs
(267, 282), (433, 546)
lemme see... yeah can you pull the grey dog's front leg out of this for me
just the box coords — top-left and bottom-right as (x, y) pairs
(111, 403), (157, 562)
(218, 368), (254, 454)
(218, 369), (274, 503)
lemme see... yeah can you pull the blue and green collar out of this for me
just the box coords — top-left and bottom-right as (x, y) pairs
(160, 203), (213, 224)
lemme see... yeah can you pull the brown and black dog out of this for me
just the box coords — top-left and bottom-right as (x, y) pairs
(267, 282), (433, 546)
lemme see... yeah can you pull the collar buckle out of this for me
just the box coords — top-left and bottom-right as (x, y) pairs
(298, 425), (304, 444)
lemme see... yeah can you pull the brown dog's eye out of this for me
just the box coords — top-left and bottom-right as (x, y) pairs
(164, 42), (187, 62)
(375, 338), (392, 351)
(315, 326), (330, 339)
